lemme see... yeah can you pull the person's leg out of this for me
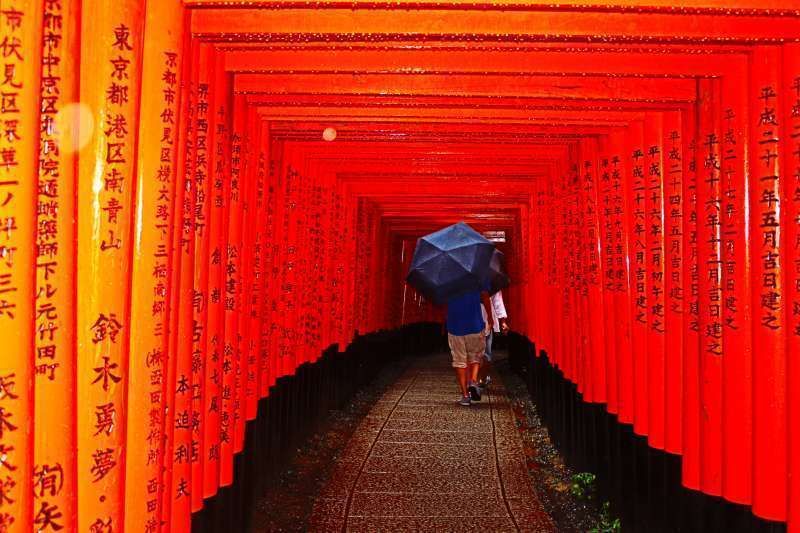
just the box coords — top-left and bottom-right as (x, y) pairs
(479, 330), (493, 384)
(455, 367), (469, 396)
(465, 332), (486, 401)
(448, 334), (470, 401)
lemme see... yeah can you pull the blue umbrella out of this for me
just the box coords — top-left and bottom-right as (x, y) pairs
(487, 248), (510, 295)
(406, 222), (495, 304)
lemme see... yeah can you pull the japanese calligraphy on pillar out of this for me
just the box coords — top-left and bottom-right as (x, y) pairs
(750, 47), (787, 520)
(662, 111), (684, 456)
(631, 141), (648, 329)
(702, 113), (723, 357)
(123, 2), (184, 524)
(0, 3), (42, 532)
(77, 5), (144, 529)
(756, 83), (783, 333)
(33, 0), (78, 530)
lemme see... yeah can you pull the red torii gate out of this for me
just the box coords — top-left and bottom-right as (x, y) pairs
(1, 1), (799, 531)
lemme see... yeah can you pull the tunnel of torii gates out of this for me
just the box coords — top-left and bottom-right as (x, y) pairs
(4, 0), (800, 531)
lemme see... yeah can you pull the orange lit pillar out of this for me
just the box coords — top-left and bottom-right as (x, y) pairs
(597, 136), (619, 412)
(208, 52), (233, 488)
(123, 2), (185, 530)
(750, 45), (787, 523)
(661, 110), (684, 456)
(76, 2), (144, 531)
(626, 120), (648, 437)
(33, 0), (77, 530)
(167, 22), (200, 527)
(719, 63), (753, 505)
(696, 77), (723, 497)
(225, 94), (245, 456)
(783, 42), (800, 533)
(681, 103), (701, 491)
(643, 112), (665, 449)
(198, 44), (220, 499)
(0, 3), (42, 532)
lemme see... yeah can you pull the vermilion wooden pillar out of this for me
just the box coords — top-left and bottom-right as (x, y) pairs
(0, 3), (42, 532)
(783, 42), (800, 533)
(681, 102), (701, 492)
(197, 42), (220, 500)
(750, 45), (788, 523)
(643, 112), (666, 450)
(662, 110), (684, 456)
(33, 0), (78, 530)
(696, 77), (724, 497)
(76, 2), (144, 530)
(124, 2), (185, 531)
(719, 62), (752, 505)
(626, 120), (648, 437)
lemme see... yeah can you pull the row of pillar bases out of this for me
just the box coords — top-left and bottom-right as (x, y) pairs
(190, 322), (443, 533)
(507, 334), (787, 533)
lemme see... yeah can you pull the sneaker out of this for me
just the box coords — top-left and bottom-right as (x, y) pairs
(468, 382), (481, 402)
(458, 395), (471, 407)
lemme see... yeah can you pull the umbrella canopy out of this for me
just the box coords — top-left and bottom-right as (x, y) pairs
(406, 222), (495, 304)
(486, 248), (510, 295)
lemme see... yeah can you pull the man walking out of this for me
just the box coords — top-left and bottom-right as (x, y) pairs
(445, 289), (486, 406)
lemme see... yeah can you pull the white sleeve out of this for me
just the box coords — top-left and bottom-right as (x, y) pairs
(491, 291), (507, 319)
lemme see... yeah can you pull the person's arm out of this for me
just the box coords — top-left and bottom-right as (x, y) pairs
(491, 291), (509, 332)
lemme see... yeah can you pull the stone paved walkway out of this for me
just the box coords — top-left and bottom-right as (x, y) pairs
(309, 353), (556, 532)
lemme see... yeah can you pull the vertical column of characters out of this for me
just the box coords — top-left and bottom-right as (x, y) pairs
(553, 167), (564, 367)
(681, 102), (701, 491)
(609, 132), (634, 423)
(533, 180), (546, 353)
(123, 2), (185, 529)
(167, 20), (200, 527)
(195, 43), (218, 500)
(662, 110), (684, 457)
(223, 94), (244, 460)
(597, 136), (618, 411)
(319, 170), (336, 351)
(76, 4), (144, 531)
(719, 65), (752, 505)
(0, 3), (42, 532)
(330, 188), (345, 350)
(626, 121), (649, 437)
(256, 127), (272, 398)
(267, 138), (285, 385)
(558, 164), (573, 376)
(209, 63), (233, 488)
(299, 154), (313, 357)
(32, 0), (76, 530)
(242, 112), (262, 420)
(561, 160), (582, 383)
(573, 146), (589, 396)
(583, 138), (606, 404)
(644, 112), (666, 450)
(783, 42), (800, 532)
(309, 173), (326, 355)
(749, 46), (787, 522)
(279, 158), (299, 375)
(233, 103), (254, 444)
(344, 193), (359, 345)
(549, 167), (563, 368)
(322, 171), (336, 350)
(572, 152), (588, 395)
(696, 78), (723, 496)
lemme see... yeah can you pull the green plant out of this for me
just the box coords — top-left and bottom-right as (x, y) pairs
(588, 501), (622, 533)
(570, 472), (596, 500)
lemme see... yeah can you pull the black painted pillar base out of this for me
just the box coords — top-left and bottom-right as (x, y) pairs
(190, 322), (442, 533)
(507, 333), (788, 533)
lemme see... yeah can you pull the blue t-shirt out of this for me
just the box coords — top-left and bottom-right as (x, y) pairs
(446, 290), (484, 336)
